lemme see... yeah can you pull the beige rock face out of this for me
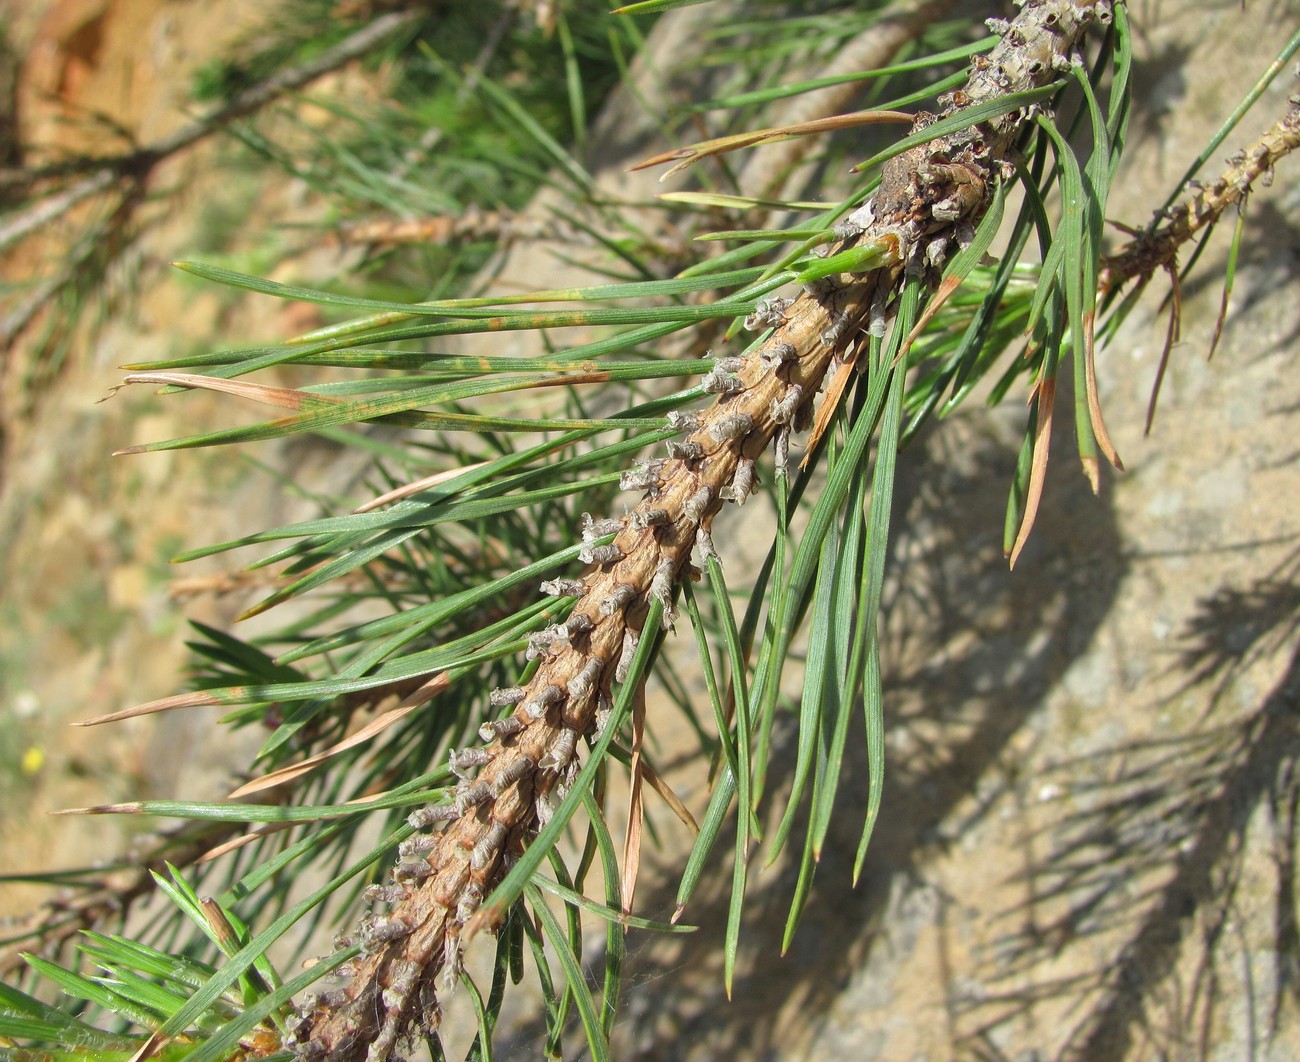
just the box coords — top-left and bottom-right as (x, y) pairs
(1, 2), (1297, 1059)
(0, 0), (317, 915)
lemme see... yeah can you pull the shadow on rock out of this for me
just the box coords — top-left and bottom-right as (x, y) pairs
(968, 547), (1300, 1059)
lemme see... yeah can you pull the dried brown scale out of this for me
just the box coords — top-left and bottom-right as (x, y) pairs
(294, 4), (1112, 1057)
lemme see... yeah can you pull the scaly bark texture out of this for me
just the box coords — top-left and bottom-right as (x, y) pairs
(287, 3), (1114, 1058)
(1099, 93), (1300, 296)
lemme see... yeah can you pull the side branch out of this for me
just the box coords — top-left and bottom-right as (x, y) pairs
(1099, 94), (1300, 297)
(0, 11), (422, 254)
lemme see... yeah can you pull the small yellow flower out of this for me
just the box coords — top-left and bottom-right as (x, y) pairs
(20, 745), (45, 775)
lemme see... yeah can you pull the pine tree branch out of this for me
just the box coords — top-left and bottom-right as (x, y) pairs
(1098, 93), (1300, 298)
(0, 10), (421, 255)
(330, 208), (576, 249)
(0, 10), (423, 363)
(289, 3), (1115, 1058)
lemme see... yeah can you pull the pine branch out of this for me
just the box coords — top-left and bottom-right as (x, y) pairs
(0, 9), (424, 362)
(0, 11), (421, 255)
(288, 3), (1116, 1058)
(330, 208), (577, 249)
(1099, 93), (1300, 298)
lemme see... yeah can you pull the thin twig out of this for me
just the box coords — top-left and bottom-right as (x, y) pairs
(389, 8), (512, 184)
(0, 169), (117, 254)
(0, 10), (422, 256)
(1098, 94), (1300, 298)
(331, 209), (573, 249)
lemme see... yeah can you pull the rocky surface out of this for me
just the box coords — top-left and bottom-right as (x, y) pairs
(0, 0), (362, 914)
